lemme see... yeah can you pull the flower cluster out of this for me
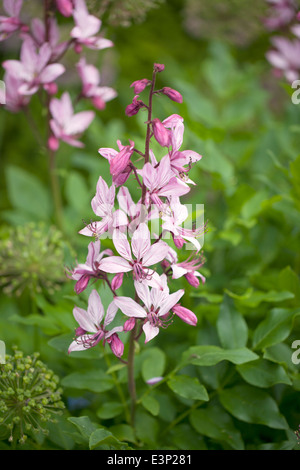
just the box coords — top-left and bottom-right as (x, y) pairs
(68, 63), (206, 357)
(1, 0), (116, 149)
(264, 0), (300, 83)
(0, 347), (64, 445)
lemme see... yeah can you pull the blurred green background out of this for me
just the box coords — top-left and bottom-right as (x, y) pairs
(0, 0), (300, 450)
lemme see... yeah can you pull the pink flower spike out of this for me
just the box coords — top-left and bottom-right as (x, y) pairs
(161, 87), (183, 103)
(130, 79), (151, 94)
(152, 118), (172, 147)
(172, 304), (197, 326)
(56, 0), (73, 17)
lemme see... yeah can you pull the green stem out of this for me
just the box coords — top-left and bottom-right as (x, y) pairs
(104, 349), (131, 424)
(127, 322), (137, 426)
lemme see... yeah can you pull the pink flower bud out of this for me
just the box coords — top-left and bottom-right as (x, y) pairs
(75, 326), (86, 336)
(146, 376), (164, 385)
(43, 82), (58, 95)
(172, 234), (184, 248)
(108, 334), (124, 357)
(172, 304), (197, 326)
(92, 96), (106, 110)
(123, 317), (136, 332)
(48, 135), (59, 152)
(130, 79), (151, 94)
(110, 146), (133, 176)
(74, 275), (90, 294)
(56, 0), (73, 17)
(125, 95), (144, 116)
(184, 272), (200, 288)
(161, 87), (183, 103)
(154, 63), (165, 73)
(74, 43), (83, 54)
(152, 118), (171, 147)
(111, 273), (124, 291)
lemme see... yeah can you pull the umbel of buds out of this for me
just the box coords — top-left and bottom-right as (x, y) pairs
(0, 347), (65, 445)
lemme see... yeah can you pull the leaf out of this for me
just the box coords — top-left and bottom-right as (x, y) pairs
(96, 402), (124, 419)
(236, 358), (292, 388)
(61, 369), (114, 393)
(189, 405), (244, 450)
(182, 345), (258, 367)
(141, 347), (166, 383)
(225, 288), (294, 308)
(67, 416), (98, 442)
(109, 424), (136, 444)
(5, 165), (52, 220)
(65, 171), (90, 212)
(216, 295), (248, 348)
(219, 385), (289, 430)
(167, 375), (209, 401)
(252, 308), (300, 350)
(141, 395), (160, 416)
(89, 428), (127, 450)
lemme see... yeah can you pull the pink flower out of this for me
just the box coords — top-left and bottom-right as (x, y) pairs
(98, 140), (134, 182)
(68, 289), (124, 357)
(2, 37), (65, 96)
(154, 63), (165, 73)
(100, 223), (169, 288)
(138, 154), (190, 208)
(266, 36), (300, 82)
(162, 114), (202, 182)
(49, 92), (95, 149)
(162, 197), (205, 252)
(76, 57), (117, 110)
(79, 176), (128, 238)
(3, 71), (30, 112)
(0, 0), (25, 41)
(30, 17), (68, 62)
(164, 246), (206, 286)
(264, 0), (296, 30)
(56, 0), (73, 17)
(114, 275), (184, 342)
(71, 0), (113, 50)
(67, 239), (113, 293)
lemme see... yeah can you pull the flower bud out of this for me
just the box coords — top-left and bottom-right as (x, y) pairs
(91, 96), (106, 110)
(123, 317), (136, 331)
(152, 118), (171, 147)
(74, 274), (89, 294)
(48, 135), (59, 152)
(172, 234), (184, 249)
(172, 304), (197, 326)
(154, 63), (165, 73)
(130, 79), (151, 94)
(161, 87), (183, 103)
(111, 272), (124, 291)
(125, 95), (144, 116)
(110, 146), (133, 176)
(43, 82), (58, 96)
(56, 0), (73, 17)
(108, 334), (124, 357)
(184, 272), (199, 288)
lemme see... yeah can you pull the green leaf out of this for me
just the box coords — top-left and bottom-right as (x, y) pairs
(216, 295), (248, 348)
(96, 402), (124, 419)
(61, 369), (114, 393)
(225, 288), (294, 308)
(167, 375), (209, 401)
(109, 424), (136, 444)
(141, 395), (160, 416)
(141, 347), (166, 383)
(89, 429), (127, 450)
(182, 345), (258, 367)
(190, 405), (244, 450)
(6, 165), (52, 220)
(252, 308), (300, 350)
(67, 416), (98, 442)
(236, 358), (292, 388)
(219, 385), (289, 429)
